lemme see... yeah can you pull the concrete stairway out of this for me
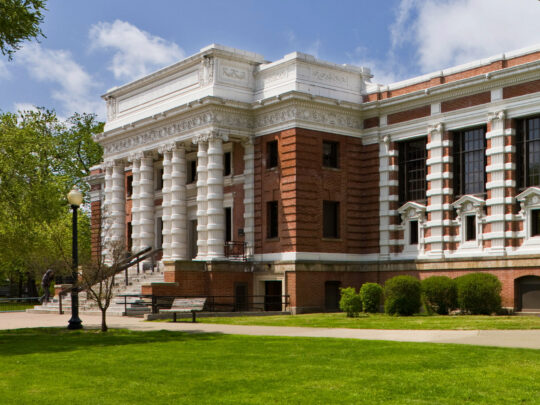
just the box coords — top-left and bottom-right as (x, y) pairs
(29, 267), (165, 317)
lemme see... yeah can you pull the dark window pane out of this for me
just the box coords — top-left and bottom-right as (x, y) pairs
(188, 160), (197, 183)
(323, 201), (340, 238)
(224, 152), (232, 176)
(126, 175), (133, 197)
(267, 141), (278, 168)
(267, 201), (278, 239)
(225, 207), (232, 242)
(399, 138), (427, 204)
(409, 220), (418, 245)
(453, 126), (485, 198)
(516, 115), (540, 190)
(466, 215), (476, 241)
(532, 210), (540, 237)
(323, 141), (339, 168)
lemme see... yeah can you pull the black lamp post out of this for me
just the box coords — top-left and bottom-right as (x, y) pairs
(67, 187), (83, 330)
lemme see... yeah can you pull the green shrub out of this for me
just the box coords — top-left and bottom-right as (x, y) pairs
(359, 283), (383, 313)
(339, 287), (362, 317)
(384, 276), (421, 316)
(421, 276), (457, 315)
(456, 273), (502, 315)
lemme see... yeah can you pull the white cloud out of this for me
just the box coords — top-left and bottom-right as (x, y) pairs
(89, 20), (184, 81)
(397, 0), (540, 72)
(305, 39), (322, 59)
(17, 44), (103, 116)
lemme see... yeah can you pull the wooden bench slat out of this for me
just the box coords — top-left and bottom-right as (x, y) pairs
(159, 298), (207, 323)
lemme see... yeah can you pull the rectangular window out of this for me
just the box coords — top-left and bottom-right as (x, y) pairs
(516, 115), (540, 190)
(188, 160), (197, 184)
(267, 140), (278, 169)
(398, 138), (427, 205)
(156, 217), (163, 249)
(453, 126), (486, 197)
(465, 215), (476, 241)
(155, 168), (164, 191)
(409, 220), (419, 245)
(267, 201), (278, 239)
(224, 152), (232, 176)
(532, 210), (540, 237)
(323, 201), (340, 239)
(126, 175), (133, 198)
(322, 141), (339, 168)
(225, 207), (232, 242)
(127, 222), (132, 253)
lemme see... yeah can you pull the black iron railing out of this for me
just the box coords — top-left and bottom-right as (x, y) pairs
(116, 294), (290, 315)
(224, 241), (247, 261)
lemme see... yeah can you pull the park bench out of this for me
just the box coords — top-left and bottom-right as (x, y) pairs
(160, 298), (207, 323)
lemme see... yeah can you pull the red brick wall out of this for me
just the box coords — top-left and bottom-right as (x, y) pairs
(363, 51), (540, 102)
(363, 116), (379, 129)
(91, 200), (102, 260)
(254, 128), (380, 255)
(387, 105), (430, 125)
(503, 79), (540, 99)
(441, 92), (491, 113)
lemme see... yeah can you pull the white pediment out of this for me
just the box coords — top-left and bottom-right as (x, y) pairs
(451, 195), (485, 216)
(516, 187), (540, 207)
(397, 201), (426, 223)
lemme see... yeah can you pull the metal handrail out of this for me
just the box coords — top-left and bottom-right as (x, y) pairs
(224, 241), (247, 261)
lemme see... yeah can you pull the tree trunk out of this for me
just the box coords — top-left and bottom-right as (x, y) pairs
(101, 309), (108, 332)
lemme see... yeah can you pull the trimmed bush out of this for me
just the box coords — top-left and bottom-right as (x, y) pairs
(339, 287), (362, 317)
(384, 276), (422, 316)
(421, 276), (457, 315)
(359, 283), (383, 313)
(456, 273), (502, 315)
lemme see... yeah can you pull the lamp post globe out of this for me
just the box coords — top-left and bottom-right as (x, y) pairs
(67, 186), (83, 330)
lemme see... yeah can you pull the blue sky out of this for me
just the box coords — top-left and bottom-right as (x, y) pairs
(2, 0), (540, 120)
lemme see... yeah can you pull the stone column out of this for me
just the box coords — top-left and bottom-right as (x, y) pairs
(102, 161), (114, 259)
(206, 132), (227, 259)
(243, 137), (255, 257)
(170, 145), (188, 260)
(194, 136), (208, 260)
(486, 111), (509, 255)
(129, 154), (141, 254)
(425, 123), (450, 258)
(110, 161), (126, 245)
(160, 146), (173, 260)
(139, 154), (155, 253)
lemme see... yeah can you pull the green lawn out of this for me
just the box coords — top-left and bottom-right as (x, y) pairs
(194, 312), (540, 330)
(1, 328), (539, 404)
(0, 302), (36, 312)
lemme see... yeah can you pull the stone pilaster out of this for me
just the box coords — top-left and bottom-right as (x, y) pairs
(195, 136), (208, 260)
(102, 161), (114, 258)
(206, 132), (227, 259)
(485, 111), (510, 255)
(243, 137), (255, 257)
(170, 145), (187, 260)
(379, 135), (399, 258)
(139, 154), (155, 253)
(425, 123), (450, 257)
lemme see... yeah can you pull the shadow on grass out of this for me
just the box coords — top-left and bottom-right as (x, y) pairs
(0, 328), (223, 357)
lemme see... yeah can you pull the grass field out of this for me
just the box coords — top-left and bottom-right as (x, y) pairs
(193, 312), (540, 330)
(0, 302), (36, 312)
(1, 328), (540, 404)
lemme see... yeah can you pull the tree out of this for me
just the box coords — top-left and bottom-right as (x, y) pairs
(0, 109), (103, 292)
(0, 0), (47, 59)
(80, 232), (126, 332)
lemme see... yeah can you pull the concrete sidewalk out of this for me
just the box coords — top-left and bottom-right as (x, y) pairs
(2, 312), (540, 349)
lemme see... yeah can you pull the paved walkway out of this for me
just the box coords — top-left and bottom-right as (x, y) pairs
(1, 312), (540, 349)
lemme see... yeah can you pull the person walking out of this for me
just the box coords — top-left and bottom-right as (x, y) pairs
(39, 269), (54, 303)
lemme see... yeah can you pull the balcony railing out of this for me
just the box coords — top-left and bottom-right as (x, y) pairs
(224, 241), (247, 261)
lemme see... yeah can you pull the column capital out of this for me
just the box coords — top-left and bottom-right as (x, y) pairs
(241, 136), (254, 147)
(128, 151), (144, 163)
(488, 110), (506, 124)
(428, 122), (444, 136)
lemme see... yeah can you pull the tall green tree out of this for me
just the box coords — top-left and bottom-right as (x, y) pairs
(0, 0), (47, 59)
(0, 109), (103, 294)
